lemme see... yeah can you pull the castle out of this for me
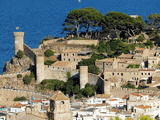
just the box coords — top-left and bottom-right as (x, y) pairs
(12, 31), (160, 90)
(12, 32), (110, 94)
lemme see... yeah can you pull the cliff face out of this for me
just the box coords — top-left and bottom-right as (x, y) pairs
(3, 56), (34, 74)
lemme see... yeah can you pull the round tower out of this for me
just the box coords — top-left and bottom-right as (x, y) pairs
(13, 32), (24, 55)
(80, 66), (88, 89)
(104, 80), (111, 94)
(36, 55), (44, 84)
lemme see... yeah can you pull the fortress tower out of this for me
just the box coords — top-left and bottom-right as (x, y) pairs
(104, 80), (111, 94)
(80, 66), (88, 89)
(36, 55), (44, 84)
(50, 91), (72, 120)
(13, 32), (24, 55)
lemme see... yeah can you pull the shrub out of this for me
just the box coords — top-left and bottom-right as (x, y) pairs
(40, 35), (53, 43)
(44, 60), (56, 65)
(13, 96), (27, 101)
(16, 50), (24, 58)
(136, 34), (144, 42)
(44, 49), (54, 57)
(30, 71), (35, 79)
(67, 71), (71, 79)
(128, 64), (140, 68)
(122, 82), (135, 89)
(17, 74), (22, 78)
(88, 65), (100, 75)
(23, 75), (32, 85)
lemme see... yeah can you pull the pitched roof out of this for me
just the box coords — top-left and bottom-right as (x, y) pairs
(122, 95), (129, 99)
(12, 103), (27, 108)
(118, 53), (133, 59)
(96, 94), (111, 98)
(135, 105), (151, 109)
(109, 109), (120, 113)
(96, 58), (114, 62)
(50, 91), (69, 101)
(139, 69), (155, 71)
(32, 100), (43, 103)
(130, 93), (142, 97)
(130, 93), (148, 97)
(51, 61), (76, 67)
(136, 48), (145, 51)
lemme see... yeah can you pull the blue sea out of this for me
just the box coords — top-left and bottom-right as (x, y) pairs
(0, 0), (160, 73)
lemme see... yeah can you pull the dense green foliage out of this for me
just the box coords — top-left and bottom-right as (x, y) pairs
(38, 79), (97, 98)
(63, 8), (144, 40)
(40, 79), (65, 90)
(67, 71), (71, 79)
(122, 82), (135, 89)
(139, 115), (153, 120)
(17, 74), (22, 78)
(103, 12), (144, 39)
(95, 40), (135, 57)
(13, 96), (27, 101)
(136, 34), (145, 42)
(62, 7), (104, 38)
(88, 65), (100, 75)
(128, 65), (140, 68)
(23, 75), (32, 85)
(44, 60), (56, 65)
(78, 53), (104, 74)
(62, 8), (160, 50)
(44, 49), (54, 57)
(16, 50), (24, 58)
(147, 13), (160, 30)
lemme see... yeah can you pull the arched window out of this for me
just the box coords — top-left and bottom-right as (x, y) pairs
(60, 101), (65, 104)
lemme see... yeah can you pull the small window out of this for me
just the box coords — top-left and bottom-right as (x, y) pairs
(141, 73), (143, 75)
(61, 101), (65, 104)
(148, 73), (150, 75)
(121, 73), (123, 76)
(112, 73), (114, 75)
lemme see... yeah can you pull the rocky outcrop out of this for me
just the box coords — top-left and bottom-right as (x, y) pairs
(3, 56), (34, 74)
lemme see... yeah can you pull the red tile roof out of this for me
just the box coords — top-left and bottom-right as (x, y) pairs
(12, 103), (27, 108)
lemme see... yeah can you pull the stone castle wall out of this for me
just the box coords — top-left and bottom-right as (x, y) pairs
(88, 73), (104, 93)
(67, 40), (99, 46)
(0, 88), (50, 102)
(44, 66), (79, 82)
(23, 44), (36, 64)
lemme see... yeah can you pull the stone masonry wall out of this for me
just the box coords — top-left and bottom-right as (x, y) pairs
(0, 88), (50, 102)
(23, 44), (36, 64)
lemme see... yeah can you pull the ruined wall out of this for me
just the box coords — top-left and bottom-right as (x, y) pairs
(44, 66), (79, 82)
(0, 88), (50, 102)
(23, 44), (36, 64)
(88, 73), (104, 93)
(67, 40), (99, 46)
